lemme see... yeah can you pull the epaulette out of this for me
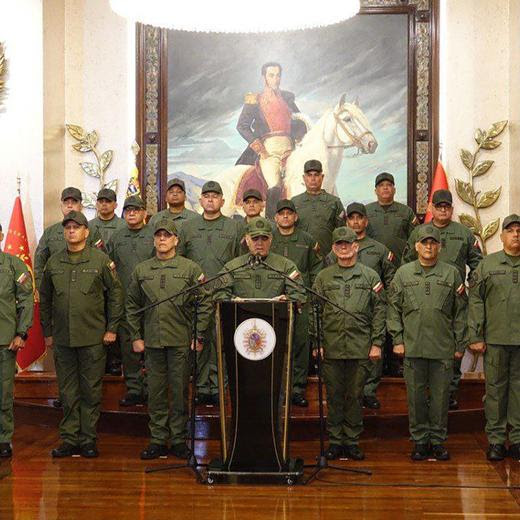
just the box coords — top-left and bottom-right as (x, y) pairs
(244, 92), (258, 104)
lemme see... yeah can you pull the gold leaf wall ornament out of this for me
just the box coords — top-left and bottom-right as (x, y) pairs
(0, 42), (7, 109)
(456, 120), (508, 255)
(66, 124), (117, 209)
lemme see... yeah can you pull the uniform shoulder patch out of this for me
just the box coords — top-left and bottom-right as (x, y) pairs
(288, 269), (300, 280)
(197, 273), (206, 283)
(372, 281), (384, 294)
(473, 238), (481, 250)
(412, 215), (419, 226)
(108, 261), (116, 272)
(456, 283), (466, 296)
(16, 271), (30, 285)
(94, 238), (104, 249)
(244, 92), (258, 104)
(387, 251), (395, 263)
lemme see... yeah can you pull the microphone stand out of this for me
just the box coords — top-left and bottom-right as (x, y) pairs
(137, 257), (253, 479)
(257, 257), (372, 483)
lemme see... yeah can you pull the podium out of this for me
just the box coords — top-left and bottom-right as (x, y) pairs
(207, 299), (304, 485)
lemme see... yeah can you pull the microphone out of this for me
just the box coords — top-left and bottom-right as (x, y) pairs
(248, 255), (262, 267)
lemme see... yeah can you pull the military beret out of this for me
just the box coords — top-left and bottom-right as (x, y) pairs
(415, 225), (441, 243)
(304, 159), (323, 173)
(201, 181), (223, 195)
(167, 178), (185, 192)
(346, 202), (367, 217)
(97, 188), (117, 202)
(245, 217), (273, 238)
(332, 226), (357, 244)
(61, 187), (82, 201)
(62, 210), (88, 227)
(243, 189), (263, 201)
(276, 199), (296, 213)
(432, 189), (453, 206)
(123, 195), (145, 210)
(375, 172), (395, 186)
(502, 214), (520, 229)
(153, 218), (178, 236)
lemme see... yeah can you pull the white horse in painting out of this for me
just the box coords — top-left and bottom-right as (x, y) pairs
(201, 94), (377, 215)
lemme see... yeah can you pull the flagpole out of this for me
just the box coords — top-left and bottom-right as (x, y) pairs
(17, 172), (21, 197)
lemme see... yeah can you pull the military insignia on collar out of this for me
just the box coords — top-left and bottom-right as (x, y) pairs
(373, 281), (384, 293)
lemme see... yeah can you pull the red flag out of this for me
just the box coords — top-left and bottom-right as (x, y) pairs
(4, 197), (46, 371)
(424, 161), (449, 223)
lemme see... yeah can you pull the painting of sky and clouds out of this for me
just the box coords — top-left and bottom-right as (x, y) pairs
(167, 14), (408, 206)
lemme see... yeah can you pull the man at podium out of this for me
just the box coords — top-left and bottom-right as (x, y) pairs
(214, 217), (306, 303)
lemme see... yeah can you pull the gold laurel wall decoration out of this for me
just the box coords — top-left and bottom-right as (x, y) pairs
(65, 124), (116, 209)
(456, 120), (508, 255)
(0, 42), (7, 108)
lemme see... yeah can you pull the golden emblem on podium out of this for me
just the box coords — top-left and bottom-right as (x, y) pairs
(234, 318), (276, 361)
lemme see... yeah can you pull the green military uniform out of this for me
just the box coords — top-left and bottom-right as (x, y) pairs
(0, 252), (33, 447)
(468, 244), (520, 447)
(34, 221), (104, 288)
(126, 238), (211, 449)
(106, 216), (155, 399)
(177, 191), (241, 399)
(88, 215), (126, 245)
(312, 228), (386, 449)
(366, 201), (418, 264)
(403, 218), (482, 397)
(326, 235), (396, 399)
(291, 190), (344, 256)
(388, 229), (468, 448)
(40, 219), (124, 448)
(148, 207), (198, 232)
(271, 210), (322, 399)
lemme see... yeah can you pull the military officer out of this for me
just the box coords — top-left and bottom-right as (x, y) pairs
(214, 217), (306, 304)
(326, 202), (396, 409)
(237, 189), (274, 254)
(126, 219), (211, 460)
(402, 189), (482, 409)
(40, 211), (123, 458)
(366, 172), (419, 265)
(148, 178), (198, 231)
(34, 187), (104, 288)
(388, 225), (468, 461)
(468, 215), (520, 461)
(106, 195), (155, 406)
(312, 226), (386, 461)
(0, 223), (34, 458)
(271, 199), (322, 406)
(178, 180), (241, 405)
(291, 159), (345, 256)
(88, 188), (126, 244)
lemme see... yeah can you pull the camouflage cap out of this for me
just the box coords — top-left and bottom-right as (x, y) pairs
(415, 225), (441, 243)
(201, 180), (223, 195)
(346, 202), (367, 217)
(276, 199), (296, 213)
(123, 195), (145, 210)
(62, 210), (88, 227)
(502, 214), (520, 229)
(375, 172), (395, 186)
(97, 188), (117, 202)
(242, 189), (263, 201)
(246, 217), (273, 238)
(153, 218), (178, 236)
(304, 159), (323, 173)
(432, 189), (453, 206)
(61, 187), (82, 201)
(167, 178), (185, 192)
(332, 226), (357, 244)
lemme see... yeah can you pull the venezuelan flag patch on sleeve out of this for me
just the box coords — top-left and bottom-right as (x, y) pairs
(373, 281), (384, 293)
(456, 283), (466, 296)
(387, 251), (395, 263)
(17, 271), (30, 285)
(289, 270), (300, 280)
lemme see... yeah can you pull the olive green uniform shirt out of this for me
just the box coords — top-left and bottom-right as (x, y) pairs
(402, 220), (482, 282)
(312, 262), (386, 359)
(39, 247), (124, 347)
(468, 250), (520, 345)
(0, 252), (34, 344)
(325, 236), (396, 288)
(271, 228), (323, 289)
(214, 252), (307, 303)
(88, 215), (126, 245)
(388, 260), (468, 359)
(106, 225), (155, 290)
(177, 214), (241, 278)
(291, 190), (345, 256)
(366, 201), (419, 263)
(126, 255), (211, 348)
(148, 207), (198, 232)
(34, 221), (105, 288)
